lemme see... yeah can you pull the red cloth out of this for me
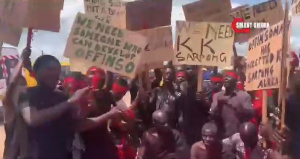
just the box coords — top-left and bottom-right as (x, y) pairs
(30, 72), (36, 78)
(245, 148), (251, 159)
(237, 81), (244, 91)
(224, 71), (238, 79)
(211, 77), (224, 82)
(118, 137), (137, 159)
(250, 89), (273, 125)
(125, 109), (135, 120)
(176, 71), (186, 78)
(290, 51), (299, 67)
(113, 82), (129, 94)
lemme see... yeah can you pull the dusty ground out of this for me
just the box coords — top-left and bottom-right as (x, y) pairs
(0, 124), (4, 159)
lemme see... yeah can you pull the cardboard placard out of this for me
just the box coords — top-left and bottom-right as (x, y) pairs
(183, 0), (232, 22)
(84, 0), (126, 29)
(64, 13), (147, 78)
(23, 0), (63, 32)
(173, 21), (234, 67)
(0, 0), (25, 46)
(231, 0), (283, 43)
(203, 5), (250, 23)
(126, 0), (172, 31)
(136, 26), (173, 72)
(0, 22), (22, 46)
(245, 21), (283, 91)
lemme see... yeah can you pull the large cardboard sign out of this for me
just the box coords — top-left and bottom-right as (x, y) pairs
(231, 0), (283, 43)
(126, 0), (172, 31)
(64, 13), (147, 78)
(174, 21), (234, 67)
(84, 0), (126, 28)
(0, 22), (22, 46)
(23, 0), (63, 32)
(245, 21), (283, 91)
(137, 26), (173, 72)
(0, 0), (25, 46)
(183, 0), (232, 22)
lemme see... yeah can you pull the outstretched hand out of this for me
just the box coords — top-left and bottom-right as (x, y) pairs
(68, 87), (91, 104)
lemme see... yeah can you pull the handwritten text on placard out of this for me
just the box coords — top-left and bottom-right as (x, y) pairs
(245, 21), (283, 91)
(174, 21), (234, 67)
(64, 13), (147, 78)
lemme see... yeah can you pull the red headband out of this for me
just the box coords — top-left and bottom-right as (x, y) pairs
(211, 77), (224, 82)
(225, 71), (238, 79)
(176, 72), (186, 78)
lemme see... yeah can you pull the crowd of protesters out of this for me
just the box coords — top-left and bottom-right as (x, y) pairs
(2, 48), (299, 159)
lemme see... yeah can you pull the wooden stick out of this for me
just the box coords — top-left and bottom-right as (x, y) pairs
(280, 0), (290, 131)
(0, 42), (3, 57)
(197, 66), (203, 91)
(138, 72), (144, 91)
(27, 28), (33, 48)
(144, 64), (151, 91)
(262, 89), (268, 148)
(262, 90), (268, 123)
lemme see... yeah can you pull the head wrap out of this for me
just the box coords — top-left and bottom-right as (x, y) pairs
(224, 70), (239, 79)
(86, 66), (106, 90)
(176, 71), (186, 78)
(113, 78), (129, 94)
(210, 73), (224, 83)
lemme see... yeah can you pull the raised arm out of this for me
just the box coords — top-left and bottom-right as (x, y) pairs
(22, 87), (90, 127)
(3, 48), (30, 124)
(77, 106), (122, 132)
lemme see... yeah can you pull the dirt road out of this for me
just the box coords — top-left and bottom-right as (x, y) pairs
(0, 125), (5, 159)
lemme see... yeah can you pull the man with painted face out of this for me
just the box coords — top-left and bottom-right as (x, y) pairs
(210, 70), (254, 138)
(191, 122), (234, 159)
(20, 55), (122, 159)
(81, 67), (134, 159)
(137, 110), (189, 159)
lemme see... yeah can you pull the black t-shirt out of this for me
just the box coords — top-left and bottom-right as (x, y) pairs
(28, 86), (75, 159)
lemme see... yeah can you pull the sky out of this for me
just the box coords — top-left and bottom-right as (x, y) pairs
(3, 0), (300, 61)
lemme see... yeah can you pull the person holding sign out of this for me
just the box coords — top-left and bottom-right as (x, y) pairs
(210, 71), (254, 139)
(21, 55), (123, 159)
